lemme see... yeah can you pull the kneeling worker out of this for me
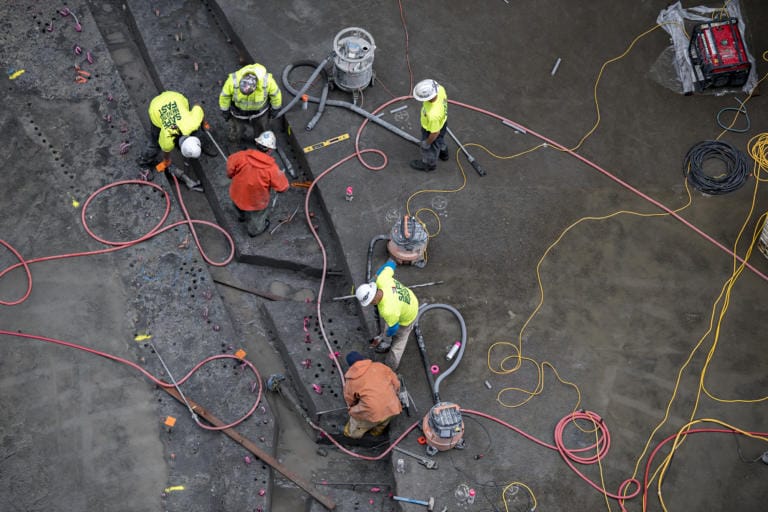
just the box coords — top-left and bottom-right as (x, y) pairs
(356, 259), (419, 371)
(225, 131), (289, 236)
(342, 352), (402, 439)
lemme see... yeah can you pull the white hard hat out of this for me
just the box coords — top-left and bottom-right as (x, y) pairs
(254, 131), (277, 150)
(179, 135), (202, 159)
(355, 283), (377, 307)
(413, 79), (439, 102)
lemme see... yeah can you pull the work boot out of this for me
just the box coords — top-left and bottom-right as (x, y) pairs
(374, 339), (391, 353)
(410, 160), (436, 172)
(247, 219), (270, 237)
(439, 149), (449, 161)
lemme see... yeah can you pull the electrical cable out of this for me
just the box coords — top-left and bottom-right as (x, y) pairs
(715, 98), (750, 133)
(0, 329), (263, 431)
(0, 178), (235, 306)
(643, 422), (768, 511)
(463, 409), (641, 509)
(683, 140), (750, 195)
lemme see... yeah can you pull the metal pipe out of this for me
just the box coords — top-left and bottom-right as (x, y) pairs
(161, 386), (336, 510)
(204, 129), (229, 162)
(446, 126), (486, 176)
(331, 281), (444, 301)
(275, 146), (297, 178)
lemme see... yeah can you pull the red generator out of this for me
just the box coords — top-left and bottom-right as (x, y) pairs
(688, 18), (751, 91)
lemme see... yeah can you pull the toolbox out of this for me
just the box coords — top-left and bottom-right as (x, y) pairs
(688, 17), (751, 91)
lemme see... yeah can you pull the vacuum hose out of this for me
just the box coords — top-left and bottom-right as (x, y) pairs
(280, 60), (419, 143)
(414, 303), (467, 403)
(274, 56), (333, 121)
(366, 234), (390, 337)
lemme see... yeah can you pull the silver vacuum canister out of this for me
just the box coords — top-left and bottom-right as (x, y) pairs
(332, 27), (375, 92)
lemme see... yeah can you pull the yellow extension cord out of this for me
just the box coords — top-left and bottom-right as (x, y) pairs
(395, 3), (768, 509)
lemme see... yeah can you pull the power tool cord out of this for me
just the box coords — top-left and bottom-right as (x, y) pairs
(0, 329), (263, 431)
(716, 98), (750, 133)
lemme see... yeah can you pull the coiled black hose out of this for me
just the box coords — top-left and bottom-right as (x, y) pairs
(683, 140), (750, 195)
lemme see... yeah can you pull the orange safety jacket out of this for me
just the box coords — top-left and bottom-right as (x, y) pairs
(343, 359), (402, 423)
(226, 149), (288, 211)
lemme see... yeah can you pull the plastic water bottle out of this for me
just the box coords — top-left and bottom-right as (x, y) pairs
(345, 186), (353, 202)
(467, 488), (476, 504)
(446, 341), (461, 360)
(396, 458), (405, 473)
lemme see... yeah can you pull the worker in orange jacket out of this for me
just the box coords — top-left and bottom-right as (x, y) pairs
(225, 131), (289, 236)
(342, 352), (402, 439)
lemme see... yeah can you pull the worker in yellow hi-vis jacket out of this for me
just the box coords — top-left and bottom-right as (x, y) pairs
(219, 63), (282, 144)
(355, 259), (419, 371)
(410, 79), (449, 172)
(137, 90), (208, 192)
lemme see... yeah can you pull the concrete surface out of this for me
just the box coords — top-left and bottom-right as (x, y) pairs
(1, 1), (767, 511)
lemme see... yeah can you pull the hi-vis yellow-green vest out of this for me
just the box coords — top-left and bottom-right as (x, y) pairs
(148, 91), (204, 153)
(218, 64), (282, 113)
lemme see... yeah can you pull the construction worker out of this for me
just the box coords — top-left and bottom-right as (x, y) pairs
(225, 131), (289, 237)
(355, 259), (419, 371)
(342, 351), (402, 439)
(410, 79), (449, 172)
(137, 90), (207, 192)
(219, 63), (282, 143)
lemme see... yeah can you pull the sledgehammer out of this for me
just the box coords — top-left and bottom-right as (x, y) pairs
(446, 126), (486, 177)
(393, 495), (435, 510)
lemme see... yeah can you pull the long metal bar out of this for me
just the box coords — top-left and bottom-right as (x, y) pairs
(331, 281), (444, 301)
(446, 126), (486, 176)
(203, 129), (228, 162)
(150, 341), (199, 423)
(161, 386), (336, 510)
(212, 278), (287, 301)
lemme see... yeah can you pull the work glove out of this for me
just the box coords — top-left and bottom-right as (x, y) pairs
(155, 158), (172, 172)
(222, 110), (232, 121)
(420, 140), (432, 150)
(268, 106), (280, 120)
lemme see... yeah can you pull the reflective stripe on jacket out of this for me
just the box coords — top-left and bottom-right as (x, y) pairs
(148, 91), (204, 153)
(226, 149), (289, 211)
(218, 64), (282, 113)
(343, 359), (402, 423)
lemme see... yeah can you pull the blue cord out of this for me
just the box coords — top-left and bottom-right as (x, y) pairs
(716, 98), (750, 133)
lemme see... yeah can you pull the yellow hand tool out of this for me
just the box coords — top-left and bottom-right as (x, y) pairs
(303, 133), (349, 153)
